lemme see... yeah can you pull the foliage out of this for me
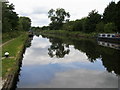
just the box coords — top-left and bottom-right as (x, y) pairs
(103, 1), (120, 32)
(18, 17), (31, 31)
(40, 30), (97, 38)
(48, 8), (70, 30)
(104, 22), (117, 33)
(72, 20), (83, 31)
(103, 1), (116, 23)
(2, 2), (19, 33)
(62, 21), (74, 31)
(96, 22), (105, 33)
(115, 1), (120, 32)
(85, 10), (101, 33)
(41, 26), (49, 30)
(62, 10), (102, 33)
(44, 1), (120, 33)
(2, 2), (31, 33)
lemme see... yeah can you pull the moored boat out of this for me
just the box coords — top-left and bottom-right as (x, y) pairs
(97, 33), (120, 43)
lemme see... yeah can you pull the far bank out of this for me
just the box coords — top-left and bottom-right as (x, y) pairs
(39, 30), (120, 43)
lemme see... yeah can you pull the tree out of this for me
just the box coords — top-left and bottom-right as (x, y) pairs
(116, 1), (120, 32)
(2, 2), (19, 33)
(72, 20), (83, 31)
(96, 22), (105, 33)
(104, 22), (117, 33)
(103, 1), (116, 23)
(48, 8), (70, 30)
(62, 21), (75, 31)
(103, 1), (120, 32)
(18, 17), (31, 31)
(85, 10), (101, 33)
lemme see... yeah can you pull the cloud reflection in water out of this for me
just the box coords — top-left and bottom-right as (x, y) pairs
(17, 36), (118, 88)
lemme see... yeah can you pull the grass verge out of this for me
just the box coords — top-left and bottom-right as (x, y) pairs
(2, 31), (26, 43)
(2, 32), (28, 78)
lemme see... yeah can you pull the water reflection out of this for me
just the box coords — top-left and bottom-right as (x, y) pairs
(17, 35), (119, 88)
(44, 35), (120, 76)
(25, 37), (33, 48)
(98, 40), (120, 50)
(48, 37), (70, 58)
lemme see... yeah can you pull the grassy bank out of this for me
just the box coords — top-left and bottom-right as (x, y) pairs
(40, 30), (97, 39)
(2, 32), (28, 78)
(2, 31), (26, 43)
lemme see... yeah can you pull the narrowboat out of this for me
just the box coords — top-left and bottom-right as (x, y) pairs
(98, 33), (120, 43)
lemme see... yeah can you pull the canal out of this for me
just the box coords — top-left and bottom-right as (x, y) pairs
(16, 35), (120, 88)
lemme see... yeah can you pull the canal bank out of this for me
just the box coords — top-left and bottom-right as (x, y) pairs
(40, 30), (97, 39)
(1, 33), (29, 90)
(40, 30), (120, 44)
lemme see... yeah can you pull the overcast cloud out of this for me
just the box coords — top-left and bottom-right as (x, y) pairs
(9, 0), (119, 27)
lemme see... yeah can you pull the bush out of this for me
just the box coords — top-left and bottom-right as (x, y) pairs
(104, 22), (117, 33)
(96, 22), (105, 33)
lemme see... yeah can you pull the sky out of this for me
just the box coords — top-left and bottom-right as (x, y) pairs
(8, 0), (119, 27)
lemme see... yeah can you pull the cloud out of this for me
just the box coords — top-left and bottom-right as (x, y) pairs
(29, 14), (50, 26)
(32, 7), (48, 15)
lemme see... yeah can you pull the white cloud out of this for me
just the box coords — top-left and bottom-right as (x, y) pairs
(9, 0), (120, 26)
(30, 14), (50, 26)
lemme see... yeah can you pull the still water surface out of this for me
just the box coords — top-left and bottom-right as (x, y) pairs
(17, 35), (119, 88)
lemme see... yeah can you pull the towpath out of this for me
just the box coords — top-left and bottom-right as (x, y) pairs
(0, 39), (15, 47)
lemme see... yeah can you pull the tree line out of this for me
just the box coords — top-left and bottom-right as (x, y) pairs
(40, 1), (120, 33)
(2, 2), (31, 33)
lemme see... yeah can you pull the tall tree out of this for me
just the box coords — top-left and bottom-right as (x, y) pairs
(103, 1), (116, 23)
(2, 2), (18, 33)
(85, 10), (101, 33)
(103, 1), (120, 32)
(116, 1), (120, 32)
(18, 17), (31, 31)
(48, 8), (70, 30)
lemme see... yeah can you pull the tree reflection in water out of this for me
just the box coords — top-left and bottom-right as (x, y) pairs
(48, 37), (70, 58)
(42, 35), (120, 76)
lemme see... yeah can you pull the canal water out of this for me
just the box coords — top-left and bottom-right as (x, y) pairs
(16, 35), (120, 88)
